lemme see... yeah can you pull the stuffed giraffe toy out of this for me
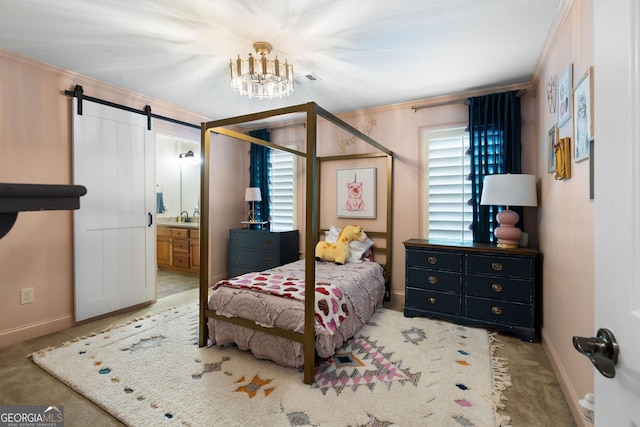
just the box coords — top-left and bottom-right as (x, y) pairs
(314, 225), (368, 265)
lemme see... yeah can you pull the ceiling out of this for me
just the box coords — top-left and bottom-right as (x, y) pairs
(0, 0), (561, 120)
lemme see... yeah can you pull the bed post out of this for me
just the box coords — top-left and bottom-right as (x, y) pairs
(303, 102), (319, 385)
(198, 122), (211, 347)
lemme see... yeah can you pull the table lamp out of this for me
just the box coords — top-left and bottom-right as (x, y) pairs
(245, 187), (262, 222)
(480, 174), (537, 248)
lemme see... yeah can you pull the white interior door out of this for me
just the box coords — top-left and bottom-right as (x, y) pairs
(73, 98), (155, 321)
(593, 1), (640, 425)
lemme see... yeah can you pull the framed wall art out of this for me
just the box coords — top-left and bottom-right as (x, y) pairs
(554, 137), (572, 180)
(336, 167), (376, 219)
(548, 123), (558, 173)
(573, 67), (594, 162)
(557, 64), (573, 127)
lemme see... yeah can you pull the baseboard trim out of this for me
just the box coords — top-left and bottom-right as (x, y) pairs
(541, 327), (592, 426)
(0, 314), (74, 348)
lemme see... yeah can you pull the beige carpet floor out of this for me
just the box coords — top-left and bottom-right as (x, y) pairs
(1, 271), (576, 426)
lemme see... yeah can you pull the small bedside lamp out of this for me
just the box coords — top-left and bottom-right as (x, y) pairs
(245, 187), (262, 222)
(480, 174), (537, 248)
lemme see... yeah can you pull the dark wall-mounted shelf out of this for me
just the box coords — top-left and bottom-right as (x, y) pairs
(0, 183), (87, 239)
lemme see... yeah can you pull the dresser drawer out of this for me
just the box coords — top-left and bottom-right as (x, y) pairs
(229, 247), (279, 271)
(230, 231), (278, 250)
(406, 249), (462, 272)
(466, 254), (533, 279)
(173, 254), (190, 269)
(465, 274), (532, 303)
(406, 267), (461, 293)
(171, 228), (189, 239)
(466, 297), (532, 326)
(173, 239), (189, 252)
(406, 288), (461, 316)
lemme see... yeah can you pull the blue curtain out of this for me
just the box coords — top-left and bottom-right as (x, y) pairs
(468, 91), (522, 243)
(248, 129), (271, 225)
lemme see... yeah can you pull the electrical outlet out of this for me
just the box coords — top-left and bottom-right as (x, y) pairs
(20, 287), (35, 304)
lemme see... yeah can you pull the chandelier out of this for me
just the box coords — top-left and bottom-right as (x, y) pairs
(229, 42), (294, 99)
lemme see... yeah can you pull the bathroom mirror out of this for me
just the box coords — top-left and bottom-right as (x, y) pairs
(156, 135), (200, 220)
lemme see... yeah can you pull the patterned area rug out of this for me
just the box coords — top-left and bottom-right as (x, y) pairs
(32, 303), (512, 426)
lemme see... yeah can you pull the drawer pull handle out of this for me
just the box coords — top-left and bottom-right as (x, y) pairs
(491, 262), (503, 271)
(264, 258), (272, 263)
(427, 256), (437, 265)
(428, 276), (437, 284)
(236, 255), (242, 260)
(427, 297), (437, 305)
(491, 284), (503, 293)
(491, 306), (503, 315)
(264, 240), (272, 245)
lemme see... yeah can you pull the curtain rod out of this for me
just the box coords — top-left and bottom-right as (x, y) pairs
(63, 85), (201, 131)
(411, 88), (527, 112)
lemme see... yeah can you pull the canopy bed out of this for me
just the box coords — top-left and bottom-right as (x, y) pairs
(198, 102), (394, 384)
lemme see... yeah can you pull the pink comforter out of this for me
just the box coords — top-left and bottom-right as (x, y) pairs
(207, 260), (385, 367)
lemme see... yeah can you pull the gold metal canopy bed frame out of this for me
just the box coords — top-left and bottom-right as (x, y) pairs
(198, 102), (394, 384)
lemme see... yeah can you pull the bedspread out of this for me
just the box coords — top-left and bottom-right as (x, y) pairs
(211, 271), (348, 334)
(208, 259), (385, 367)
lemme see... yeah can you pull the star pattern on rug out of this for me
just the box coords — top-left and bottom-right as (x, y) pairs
(313, 335), (420, 395)
(235, 374), (275, 399)
(401, 326), (427, 345)
(192, 356), (231, 380)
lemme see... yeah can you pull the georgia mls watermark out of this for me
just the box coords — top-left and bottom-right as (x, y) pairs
(0, 406), (64, 427)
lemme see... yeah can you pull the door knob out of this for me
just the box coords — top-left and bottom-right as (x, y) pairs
(572, 328), (619, 378)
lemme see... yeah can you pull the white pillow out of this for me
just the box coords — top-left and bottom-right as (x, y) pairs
(347, 237), (374, 263)
(324, 225), (341, 243)
(323, 225), (374, 263)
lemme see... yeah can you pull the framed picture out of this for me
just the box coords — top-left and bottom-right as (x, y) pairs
(557, 64), (573, 127)
(589, 138), (595, 201)
(548, 123), (558, 173)
(573, 67), (594, 163)
(336, 167), (376, 219)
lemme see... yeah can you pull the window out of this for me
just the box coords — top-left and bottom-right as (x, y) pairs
(424, 126), (472, 242)
(268, 147), (296, 231)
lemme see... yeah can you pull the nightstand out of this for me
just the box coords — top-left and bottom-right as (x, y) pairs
(228, 229), (300, 278)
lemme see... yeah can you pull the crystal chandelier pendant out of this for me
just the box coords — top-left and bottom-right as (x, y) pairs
(229, 42), (294, 99)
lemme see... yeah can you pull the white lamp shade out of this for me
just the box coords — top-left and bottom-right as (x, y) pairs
(480, 174), (538, 207)
(245, 187), (262, 202)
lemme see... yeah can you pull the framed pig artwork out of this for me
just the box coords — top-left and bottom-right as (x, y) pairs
(336, 167), (376, 219)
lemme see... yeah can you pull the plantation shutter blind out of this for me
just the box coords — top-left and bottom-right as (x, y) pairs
(268, 148), (295, 231)
(425, 127), (472, 241)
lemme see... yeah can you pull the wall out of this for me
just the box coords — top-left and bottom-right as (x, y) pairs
(0, 50), (214, 347)
(533, 1), (595, 424)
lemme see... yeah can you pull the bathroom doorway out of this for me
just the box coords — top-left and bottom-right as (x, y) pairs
(155, 133), (201, 297)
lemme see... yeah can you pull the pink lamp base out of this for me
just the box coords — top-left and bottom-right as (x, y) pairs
(494, 209), (521, 248)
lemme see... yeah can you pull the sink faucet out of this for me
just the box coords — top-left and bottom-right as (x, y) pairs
(193, 209), (200, 217)
(180, 211), (190, 222)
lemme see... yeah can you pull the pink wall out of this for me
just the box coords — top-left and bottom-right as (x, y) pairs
(533, 1), (595, 424)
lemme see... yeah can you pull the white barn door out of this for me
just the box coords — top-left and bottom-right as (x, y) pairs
(73, 98), (155, 321)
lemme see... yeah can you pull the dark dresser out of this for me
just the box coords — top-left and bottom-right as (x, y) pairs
(403, 239), (541, 342)
(228, 229), (300, 278)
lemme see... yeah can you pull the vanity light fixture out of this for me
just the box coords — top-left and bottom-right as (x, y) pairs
(178, 150), (200, 165)
(229, 42), (294, 99)
(480, 174), (538, 248)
